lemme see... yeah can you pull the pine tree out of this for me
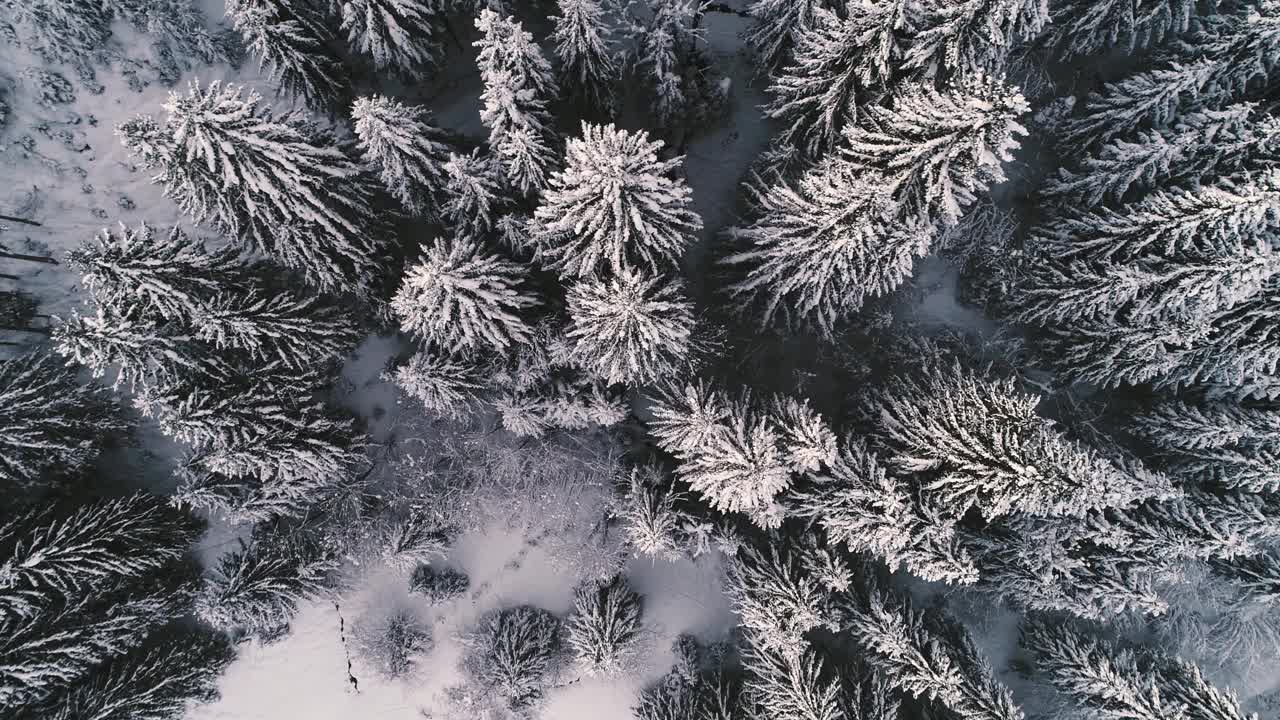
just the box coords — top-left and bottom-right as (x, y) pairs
(52, 307), (216, 391)
(195, 536), (335, 638)
(391, 235), (539, 354)
(1131, 401), (1280, 493)
(648, 379), (732, 455)
(535, 123), (702, 278)
(727, 543), (835, 660)
(0, 593), (177, 709)
(134, 80), (384, 293)
(552, 0), (618, 115)
(66, 223), (242, 323)
(788, 438), (979, 584)
(679, 400), (793, 528)
(565, 269), (695, 385)
(841, 74), (1028, 224)
(464, 605), (563, 710)
(617, 466), (688, 561)
(843, 589), (1024, 720)
(36, 631), (235, 720)
(2, 0), (112, 63)
(0, 494), (198, 613)
(191, 287), (360, 370)
(763, 1), (909, 163)
(740, 642), (844, 720)
(0, 352), (126, 490)
(442, 150), (506, 239)
(865, 362), (1171, 519)
(1022, 621), (1258, 720)
(768, 396), (837, 473)
(340, 0), (440, 78)
(474, 10), (559, 195)
(386, 350), (486, 419)
(226, 0), (350, 110)
(566, 574), (644, 676)
(352, 95), (453, 217)
(905, 0), (1049, 79)
(722, 162), (930, 338)
(743, 0), (820, 74)
(634, 0), (702, 128)
(1044, 0), (1197, 60)
(1054, 60), (1218, 152)
(378, 513), (455, 570)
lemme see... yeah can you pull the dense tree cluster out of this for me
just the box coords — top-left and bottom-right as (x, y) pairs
(4, 0), (1280, 715)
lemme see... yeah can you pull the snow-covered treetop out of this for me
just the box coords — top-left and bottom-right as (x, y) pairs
(535, 123), (702, 277)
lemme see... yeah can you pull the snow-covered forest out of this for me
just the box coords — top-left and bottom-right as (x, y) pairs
(2, 0), (1280, 718)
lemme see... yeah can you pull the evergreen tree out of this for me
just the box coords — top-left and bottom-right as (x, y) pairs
(1044, 0), (1197, 60)
(565, 269), (696, 385)
(633, 0), (702, 128)
(722, 161), (929, 338)
(769, 396), (838, 473)
(1131, 401), (1280, 493)
(534, 123), (702, 278)
(843, 589), (1023, 720)
(841, 73), (1029, 224)
(66, 223), (243, 323)
(52, 307), (215, 391)
(340, 0), (440, 78)
(743, 0), (820, 74)
(1022, 621), (1258, 720)
(1211, 550), (1280, 604)
(727, 543), (835, 660)
(740, 642), (844, 720)
(788, 438), (980, 584)
(226, 0), (350, 110)
(191, 287), (360, 370)
(0, 352), (126, 490)
(474, 10), (559, 195)
(195, 536), (335, 638)
(648, 379), (732, 455)
(905, 0), (1050, 79)
(865, 362), (1171, 519)
(352, 95), (453, 217)
(37, 632), (235, 720)
(679, 399), (793, 528)
(617, 466), (688, 561)
(129, 80), (384, 293)
(391, 235), (539, 354)
(552, 0), (619, 115)
(763, 0), (908, 163)
(442, 150), (506, 239)
(0, 494), (198, 612)
(565, 574), (644, 676)
(463, 605), (563, 710)
(409, 565), (471, 603)
(2, 0), (113, 63)
(386, 350), (486, 419)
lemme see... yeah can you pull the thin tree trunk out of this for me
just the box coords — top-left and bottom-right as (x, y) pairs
(0, 214), (41, 227)
(0, 251), (57, 265)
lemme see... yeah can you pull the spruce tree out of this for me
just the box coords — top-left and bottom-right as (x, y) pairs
(340, 0), (440, 78)
(1044, 0), (1197, 60)
(742, 0), (820, 74)
(442, 150), (506, 239)
(763, 1), (908, 163)
(843, 589), (1023, 720)
(128, 80), (384, 293)
(464, 605), (563, 710)
(534, 123), (702, 278)
(0, 352), (126, 491)
(352, 95), (453, 217)
(474, 10), (559, 195)
(565, 269), (696, 385)
(195, 535), (335, 638)
(617, 466), (689, 561)
(1022, 622), (1257, 720)
(722, 161), (929, 338)
(552, 0), (619, 115)
(391, 235), (539, 354)
(841, 73), (1028, 224)
(905, 0), (1050, 79)
(727, 544), (835, 660)
(66, 223), (242, 323)
(52, 307), (215, 391)
(678, 399), (793, 528)
(865, 362), (1171, 519)
(634, 0), (702, 128)
(38, 632), (235, 720)
(740, 642), (844, 720)
(788, 438), (980, 584)
(386, 350), (486, 419)
(226, 0), (350, 110)
(565, 574), (644, 676)
(191, 287), (360, 370)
